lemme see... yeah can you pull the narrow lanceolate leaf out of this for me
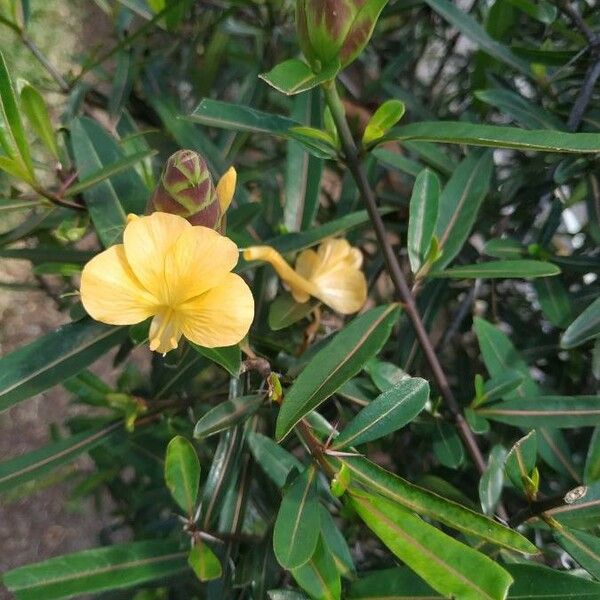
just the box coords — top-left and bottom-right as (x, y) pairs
(479, 445), (507, 515)
(273, 466), (320, 569)
(276, 305), (400, 441)
(194, 394), (264, 440)
(0, 51), (35, 179)
(506, 563), (600, 599)
(350, 491), (513, 600)
(432, 420), (464, 468)
(505, 430), (537, 492)
(385, 121), (600, 153)
(70, 117), (147, 246)
(424, 0), (530, 74)
(189, 98), (298, 135)
(407, 169), (440, 274)
(534, 276), (572, 328)
(2, 540), (187, 600)
(561, 297), (600, 349)
(332, 378), (429, 449)
(477, 396), (600, 428)
(20, 83), (59, 158)
(585, 428), (600, 484)
(0, 422), (122, 493)
(0, 319), (126, 413)
(432, 260), (560, 279)
(335, 455), (537, 554)
(291, 538), (341, 600)
(545, 480), (600, 529)
(246, 432), (303, 489)
(164, 436), (200, 516)
(320, 507), (355, 576)
(188, 543), (222, 582)
(434, 152), (493, 270)
(554, 528), (600, 579)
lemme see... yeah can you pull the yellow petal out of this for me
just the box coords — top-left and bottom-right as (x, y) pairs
(149, 308), (182, 354)
(80, 245), (158, 325)
(177, 273), (254, 348)
(313, 268), (367, 315)
(293, 248), (318, 303)
(123, 212), (190, 301)
(243, 246), (318, 301)
(216, 167), (237, 213)
(164, 226), (239, 305)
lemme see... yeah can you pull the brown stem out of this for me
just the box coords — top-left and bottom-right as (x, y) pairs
(322, 83), (492, 482)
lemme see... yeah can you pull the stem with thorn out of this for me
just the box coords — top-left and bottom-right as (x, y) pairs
(321, 82), (499, 501)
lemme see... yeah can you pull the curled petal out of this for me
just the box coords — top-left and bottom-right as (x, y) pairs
(178, 273), (255, 348)
(244, 246), (318, 301)
(216, 167), (237, 213)
(164, 226), (239, 305)
(80, 245), (158, 325)
(314, 268), (367, 315)
(123, 212), (190, 301)
(293, 249), (319, 303)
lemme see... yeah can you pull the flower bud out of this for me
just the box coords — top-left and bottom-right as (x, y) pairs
(296, 0), (387, 71)
(148, 149), (223, 230)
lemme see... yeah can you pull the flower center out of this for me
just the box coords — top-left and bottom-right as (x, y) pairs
(149, 308), (181, 355)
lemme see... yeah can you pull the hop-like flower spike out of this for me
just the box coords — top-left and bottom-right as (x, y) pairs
(296, 0), (388, 72)
(148, 150), (237, 233)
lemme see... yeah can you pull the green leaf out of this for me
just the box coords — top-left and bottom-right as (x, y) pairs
(246, 431), (303, 489)
(189, 98), (298, 136)
(191, 343), (242, 377)
(477, 395), (600, 428)
(348, 567), (438, 598)
(276, 304), (400, 440)
(0, 319), (126, 414)
(585, 427), (600, 484)
(434, 152), (493, 270)
(505, 430), (537, 492)
(332, 377), (429, 449)
(320, 507), (355, 576)
(284, 90), (324, 231)
(20, 82), (59, 158)
(479, 445), (506, 515)
(273, 466), (321, 569)
(385, 121), (600, 153)
(432, 420), (464, 468)
(70, 117), (146, 246)
(534, 276), (572, 327)
(554, 528), (600, 579)
(407, 169), (440, 273)
(483, 237), (526, 259)
(432, 260), (561, 279)
(561, 297), (600, 349)
(64, 149), (157, 197)
(0, 421), (121, 493)
(372, 147), (423, 178)
(0, 51), (35, 181)
(474, 317), (579, 479)
(424, 0), (530, 74)
(507, 563), (600, 599)
(481, 371), (526, 405)
(545, 480), (600, 529)
(506, 0), (557, 24)
(335, 455), (537, 553)
(188, 543), (222, 582)
(363, 99), (405, 146)
(193, 394), (264, 440)
(475, 88), (565, 130)
(269, 293), (320, 331)
(2, 540), (187, 600)
(291, 537), (341, 600)
(164, 435), (200, 515)
(350, 490), (513, 600)
(260, 58), (340, 96)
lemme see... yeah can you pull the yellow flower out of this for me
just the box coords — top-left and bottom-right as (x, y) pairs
(80, 212), (254, 354)
(243, 238), (367, 314)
